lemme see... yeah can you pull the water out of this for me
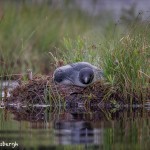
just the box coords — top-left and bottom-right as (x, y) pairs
(0, 82), (150, 150)
(0, 106), (150, 150)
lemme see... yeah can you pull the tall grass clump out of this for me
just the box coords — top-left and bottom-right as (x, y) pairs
(101, 22), (150, 103)
(60, 20), (149, 103)
(61, 36), (103, 68)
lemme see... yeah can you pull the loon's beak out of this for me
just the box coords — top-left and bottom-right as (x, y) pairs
(84, 77), (89, 84)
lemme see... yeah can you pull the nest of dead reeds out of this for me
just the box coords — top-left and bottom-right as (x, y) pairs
(5, 75), (124, 108)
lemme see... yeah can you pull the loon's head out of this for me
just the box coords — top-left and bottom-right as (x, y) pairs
(79, 67), (94, 85)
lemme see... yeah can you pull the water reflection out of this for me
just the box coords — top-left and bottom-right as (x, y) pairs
(1, 81), (150, 149)
(54, 121), (103, 145)
(0, 105), (148, 149)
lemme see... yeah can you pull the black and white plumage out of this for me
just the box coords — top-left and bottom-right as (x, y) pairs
(53, 62), (103, 87)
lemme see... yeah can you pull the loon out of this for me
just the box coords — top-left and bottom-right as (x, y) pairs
(53, 62), (103, 87)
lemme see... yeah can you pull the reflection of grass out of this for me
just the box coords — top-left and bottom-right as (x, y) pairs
(0, 107), (149, 149)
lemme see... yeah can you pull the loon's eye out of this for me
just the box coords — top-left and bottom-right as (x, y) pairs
(79, 68), (94, 84)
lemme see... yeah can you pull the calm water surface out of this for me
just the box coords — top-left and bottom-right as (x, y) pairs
(0, 82), (150, 150)
(0, 106), (149, 150)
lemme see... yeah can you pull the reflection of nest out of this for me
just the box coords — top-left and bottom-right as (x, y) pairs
(6, 105), (114, 122)
(8, 107), (50, 122)
(7, 106), (104, 122)
(5, 75), (123, 107)
(7, 105), (148, 123)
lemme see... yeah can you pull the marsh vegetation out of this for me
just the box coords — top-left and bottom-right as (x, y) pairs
(0, 2), (149, 103)
(0, 1), (150, 150)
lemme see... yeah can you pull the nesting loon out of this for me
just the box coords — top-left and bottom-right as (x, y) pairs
(53, 62), (103, 87)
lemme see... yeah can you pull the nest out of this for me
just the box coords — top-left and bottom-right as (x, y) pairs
(5, 75), (124, 108)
